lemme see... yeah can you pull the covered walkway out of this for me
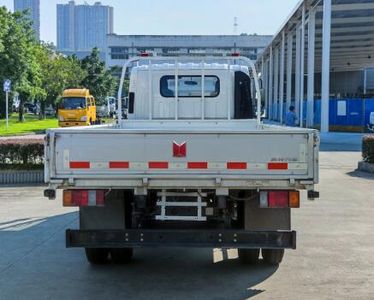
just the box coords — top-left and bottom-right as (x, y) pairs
(257, 0), (374, 132)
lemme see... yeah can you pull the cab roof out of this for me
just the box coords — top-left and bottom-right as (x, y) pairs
(134, 63), (249, 73)
(63, 89), (91, 97)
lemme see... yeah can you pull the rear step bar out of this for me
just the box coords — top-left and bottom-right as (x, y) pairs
(66, 229), (296, 249)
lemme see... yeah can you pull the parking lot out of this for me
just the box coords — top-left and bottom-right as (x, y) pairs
(0, 135), (373, 300)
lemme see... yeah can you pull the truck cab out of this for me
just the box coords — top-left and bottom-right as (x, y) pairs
(58, 89), (97, 127)
(127, 63), (254, 120)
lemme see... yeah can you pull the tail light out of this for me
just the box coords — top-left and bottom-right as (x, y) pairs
(63, 190), (106, 207)
(289, 191), (300, 208)
(268, 191), (288, 208)
(259, 191), (300, 208)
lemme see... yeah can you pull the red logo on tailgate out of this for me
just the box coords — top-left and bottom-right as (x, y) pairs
(173, 141), (187, 157)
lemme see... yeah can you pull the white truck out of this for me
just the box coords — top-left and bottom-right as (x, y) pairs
(44, 56), (319, 266)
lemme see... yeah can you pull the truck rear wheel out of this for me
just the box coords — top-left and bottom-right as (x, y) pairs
(262, 249), (284, 265)
(85, 248), (109, 264)
(238, 249), (260, 264)
(110, 248), (133, 264)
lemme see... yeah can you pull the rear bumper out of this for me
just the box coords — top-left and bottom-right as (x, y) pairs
(59, 121), (87, 127)
(66, 229), (296, 249)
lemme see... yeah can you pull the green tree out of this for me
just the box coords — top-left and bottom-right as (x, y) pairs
(80, 48), (116, 105)
(38, 44), (86, 117)
(18, 42), (47, 121)
(0, 7), (44, 121)
(0, 7), (116, 122)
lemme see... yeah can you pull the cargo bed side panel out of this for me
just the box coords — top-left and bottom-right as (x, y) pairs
(51, 131), (315, 181)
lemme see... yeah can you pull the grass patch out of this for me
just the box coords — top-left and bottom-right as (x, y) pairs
(0, 113), (58, 136)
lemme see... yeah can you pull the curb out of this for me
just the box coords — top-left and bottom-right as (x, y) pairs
(357, 161), (374, 174)
(0, 170), (44, 185)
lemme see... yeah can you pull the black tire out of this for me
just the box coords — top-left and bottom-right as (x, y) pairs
(238, 249), (260, 264)
(85, 248), (109, 265)
(262, 249), (284, 265)
(110, 248), (133, 264)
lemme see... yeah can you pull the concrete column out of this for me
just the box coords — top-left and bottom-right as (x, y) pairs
(273, 48), (279, 121)
(295, 26), (301, 119)
(299, 5), (306, 128)
(261, 57), (265, 112)
(321, 0), (332, 133)
(286, 33), (293, 114)
(280, 31), (286, 124)
(307, 9), (316, 127)
(264, 59), (269, 114)
(268, 47), (273, 120)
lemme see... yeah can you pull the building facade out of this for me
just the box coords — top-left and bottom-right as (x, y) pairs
(106, 34), (272, 68)
(14, 0), (40, 40)
(57, 1), (113, 57)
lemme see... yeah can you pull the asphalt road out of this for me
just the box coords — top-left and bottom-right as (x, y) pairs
(0, 146), (373, 299)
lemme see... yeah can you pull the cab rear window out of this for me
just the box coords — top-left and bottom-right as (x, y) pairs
(160, 75), (220, 98)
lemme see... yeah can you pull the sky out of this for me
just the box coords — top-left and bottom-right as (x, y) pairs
(0, 0), (300, 44)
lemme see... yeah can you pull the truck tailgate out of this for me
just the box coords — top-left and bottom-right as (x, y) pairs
(45, 123), (319, 190)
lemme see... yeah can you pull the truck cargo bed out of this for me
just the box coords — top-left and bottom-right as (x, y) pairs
(45, 120), (319, 191)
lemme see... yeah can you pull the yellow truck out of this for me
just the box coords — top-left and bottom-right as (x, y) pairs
(58, 89), (97, 127)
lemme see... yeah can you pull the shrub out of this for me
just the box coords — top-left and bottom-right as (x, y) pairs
(362, 135), (374, 164)
(0, 138), (44, 170)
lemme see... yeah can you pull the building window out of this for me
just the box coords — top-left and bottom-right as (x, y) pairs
(111, 54), (128, 60)
(160, 76), (220, 98)
(188, 48), (206, 54)
(110, 47), (129, 60)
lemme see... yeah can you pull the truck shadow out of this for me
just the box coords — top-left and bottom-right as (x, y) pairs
(0, 212), (279, 300)
(91, 251), (279, 299)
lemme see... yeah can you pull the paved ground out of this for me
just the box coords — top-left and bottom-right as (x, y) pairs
(0, 137), (373, 299)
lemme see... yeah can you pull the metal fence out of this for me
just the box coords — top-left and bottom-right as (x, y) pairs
(274, 98), (374, 132)
(0, 170), (44, 185)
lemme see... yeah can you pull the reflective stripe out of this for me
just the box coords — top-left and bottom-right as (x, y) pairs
(149, 162), (169, 169)
(70, 161), (90, 169)
(268, 163), (288, 170)
(91, 162), (108, 170)
(209, 162), (226, 170)
(109, 161), (129, 169)
(129, 162), (148, 170)
(68, 161), (303, 171)
(227, 162), (247, 170)
(169, 162), (188, 170)
(251, 163), (268, 170)
(188, 162), (208, 169)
